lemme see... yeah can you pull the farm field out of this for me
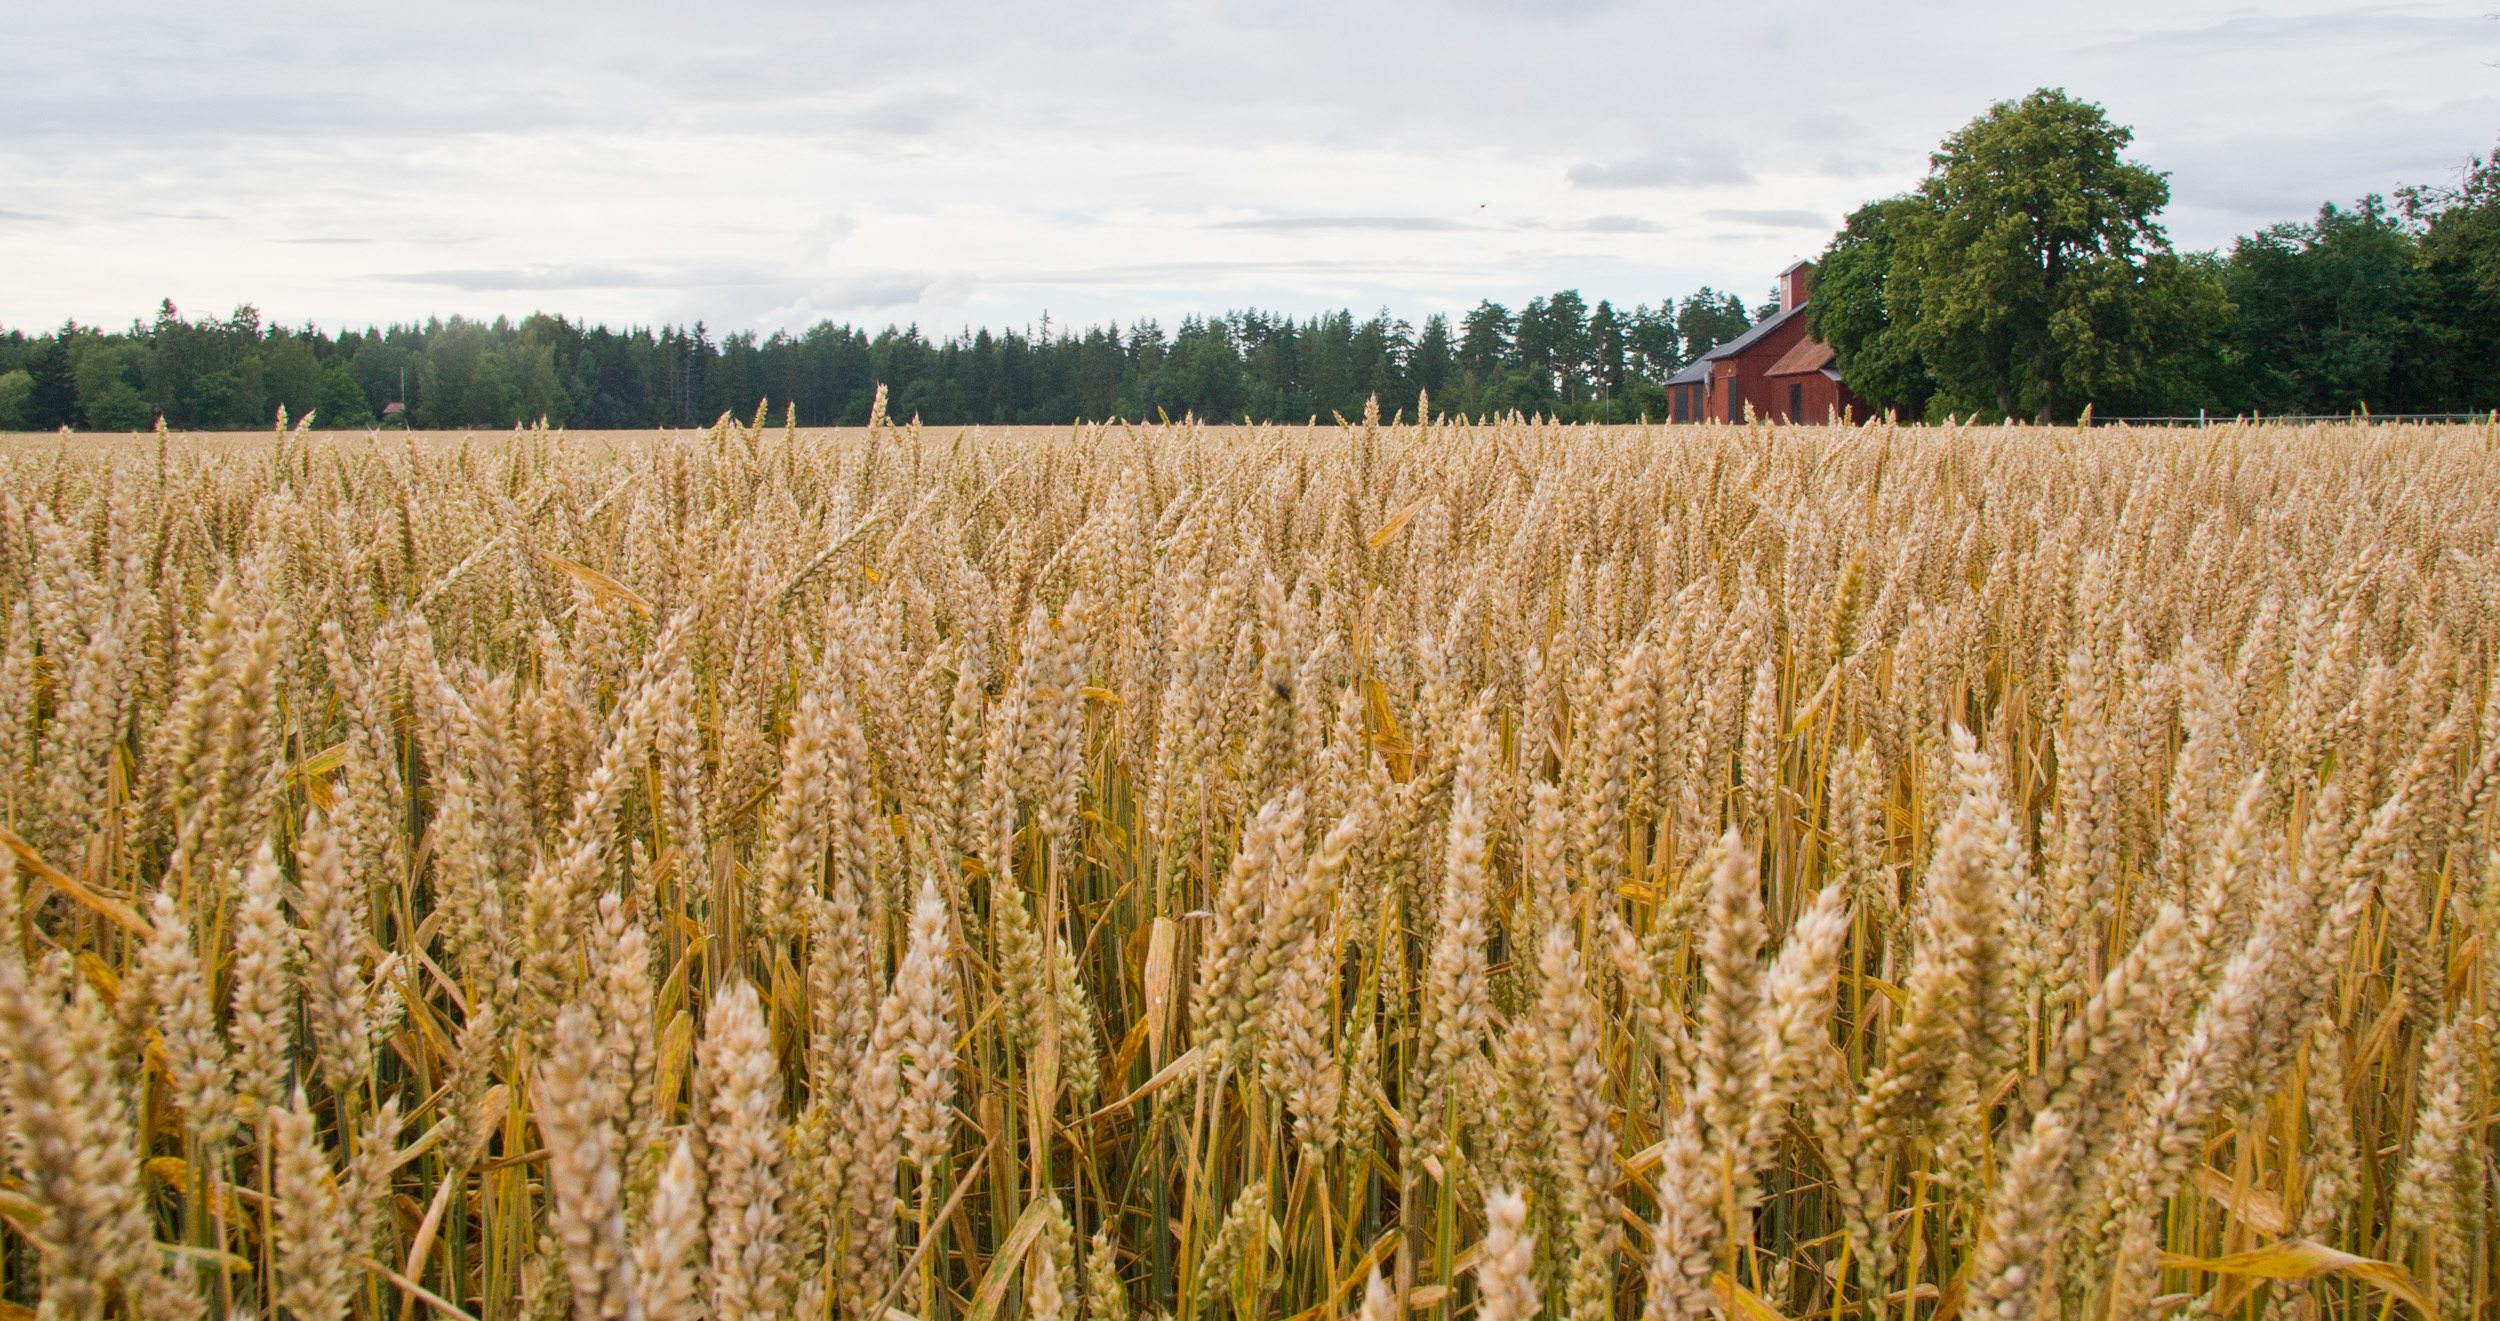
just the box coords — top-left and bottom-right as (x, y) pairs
(0, 426), (1097, 455)
(0, 408), (2492, 1321)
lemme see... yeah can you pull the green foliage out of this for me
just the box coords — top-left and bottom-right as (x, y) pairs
(0, 371), (31, 430)
(1410, 314), (1453, 400)
(1588, 300), (1627, 400)
(1517, 291), (1589, 394)
(1155, 319), (1244, 421)
(516, 345), (571, 426)
(191, 365), (260, 428)
(417, 320), (513, 428)
(1458, 301), (1514, 379)
(1810, 199), (1937, 418)
(73, 341), (153, 432)
(1473, 367), (1558, 418)
(2402, 149), (2500, 410)
(1674, 289), (1751, 363)
(1888, 88), (2226, 421)
(1623, 302), (1682, 382)
(261, 333), (323, 424)
(317, 363), (375, 428)
(28, 332), (77, 430)
(2208, 199), (2423, 414)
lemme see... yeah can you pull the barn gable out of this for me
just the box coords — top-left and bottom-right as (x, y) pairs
(1664, 261), (1867, 424)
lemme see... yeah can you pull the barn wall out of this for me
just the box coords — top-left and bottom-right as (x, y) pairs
(1727, 316), (1813, 421)
(1765, 371), (1861, 423)
(1668, 289), (1870, 423)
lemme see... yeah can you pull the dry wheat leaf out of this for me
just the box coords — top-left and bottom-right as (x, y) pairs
(0, 826), (146, 934)
(2161, 1240), (2437, 1320)
(964, 1197), (1059, 1321)
(536, 548), (653, 615)
(2190, 1167), (2289, 1236)
(1714, 1272), (1793, 1321)
(1370, 494), (1431, 548)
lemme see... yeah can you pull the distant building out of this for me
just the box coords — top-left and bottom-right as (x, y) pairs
(1664, 261), (1866, 423)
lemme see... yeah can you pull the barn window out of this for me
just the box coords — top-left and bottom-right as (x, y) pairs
(1790, 382), (1802, 420)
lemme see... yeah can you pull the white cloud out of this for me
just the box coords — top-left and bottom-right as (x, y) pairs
(384, 267), (672, 292)
(1569, 148), (1754, 190)
(1213, 216), (1478, 232)
(1704, 210), (1833, 230)
(1, 0), (2494, 335)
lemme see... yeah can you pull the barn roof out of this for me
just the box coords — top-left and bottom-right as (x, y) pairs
(1765, 337), (1836, 377)
(1699, 303), (1808, 363)
(1661, 303), (1811, 386)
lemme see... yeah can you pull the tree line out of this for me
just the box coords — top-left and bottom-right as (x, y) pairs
(1812, 89), (2500, 422)
(0, 288), (1763, 433)
(4, 91), (2495, 430)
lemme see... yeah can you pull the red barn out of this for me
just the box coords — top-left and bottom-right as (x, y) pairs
(1664, 261), (1867, 424)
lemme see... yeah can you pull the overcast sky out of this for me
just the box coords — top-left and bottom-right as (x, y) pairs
(5, 1), (2497, 338)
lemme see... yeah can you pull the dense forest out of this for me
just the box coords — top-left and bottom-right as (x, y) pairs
(0, 289), (1758, 432)
(3, 104), (2495, 429)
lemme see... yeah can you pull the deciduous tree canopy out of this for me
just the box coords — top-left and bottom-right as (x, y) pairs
(1820, 90), (2500, 422)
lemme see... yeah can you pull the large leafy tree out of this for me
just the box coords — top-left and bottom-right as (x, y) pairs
(2402, 147), (2500, 410)
(1810, 198), (1937, 418)
(1875, 89), (2227, 421)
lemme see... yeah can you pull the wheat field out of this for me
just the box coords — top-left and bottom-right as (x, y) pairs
(0, 399), (2492, 1321)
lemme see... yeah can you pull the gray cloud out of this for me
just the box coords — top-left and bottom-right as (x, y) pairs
(1214, 216), (1473, 232)
(1008, 256), (1477, 286)
(1568, 148), (1753, 189)
(673, 270), (943, 331)
(1812, 154), (1907, 181)
(5, 0), (2495, 332)
(1437, 0), (1631, 19)
(853, 93), (965, 137)
(389, 263), (939, 301)
(2074, 7), (2451, 61)
(812, 272), (940, 309)
(792, 216), (859, 267)
(2150, 96), (2500, 232)
(383, 267), (671, 292)
(1704, 209), (1831, 230)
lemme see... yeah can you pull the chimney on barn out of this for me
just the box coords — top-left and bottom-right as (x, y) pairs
(1779, 261), (1813, 313)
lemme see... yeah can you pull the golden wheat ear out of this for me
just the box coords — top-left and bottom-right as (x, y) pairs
(0, 416), (2488, 1321)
